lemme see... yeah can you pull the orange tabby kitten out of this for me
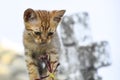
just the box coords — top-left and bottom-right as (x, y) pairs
(23, 8), (65, 80)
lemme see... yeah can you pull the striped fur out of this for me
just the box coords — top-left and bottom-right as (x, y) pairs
(23, 8), (65, 80)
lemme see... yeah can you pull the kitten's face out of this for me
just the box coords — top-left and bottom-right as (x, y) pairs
(23, 8), (65, 45)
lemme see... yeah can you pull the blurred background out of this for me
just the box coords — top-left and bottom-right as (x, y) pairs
(0, 0), (120, 80)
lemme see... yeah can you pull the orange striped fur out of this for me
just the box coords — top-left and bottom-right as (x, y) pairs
(23, 8), (65, 80)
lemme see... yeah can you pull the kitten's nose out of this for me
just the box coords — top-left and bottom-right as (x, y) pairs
(42, 37), (46, 40)
(41, 39), (47, 44)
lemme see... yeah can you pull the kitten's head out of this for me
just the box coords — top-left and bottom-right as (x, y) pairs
(23, 8), (65, 44)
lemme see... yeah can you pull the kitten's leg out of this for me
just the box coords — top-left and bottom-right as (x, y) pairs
(25, 51), (40, 80)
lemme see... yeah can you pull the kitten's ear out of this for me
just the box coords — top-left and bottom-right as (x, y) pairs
(53, 10), (66, 22)
(23, 8), (37, 22)
(55, 10), (66, 17)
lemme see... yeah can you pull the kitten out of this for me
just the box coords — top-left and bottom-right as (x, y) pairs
(23, 8), (65, 80)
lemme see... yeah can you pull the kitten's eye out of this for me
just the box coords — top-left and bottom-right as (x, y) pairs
(48, 32), (54, 36)
(34, 32), (41, 35)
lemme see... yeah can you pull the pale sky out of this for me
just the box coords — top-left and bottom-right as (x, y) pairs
(0, 0), (120, 80)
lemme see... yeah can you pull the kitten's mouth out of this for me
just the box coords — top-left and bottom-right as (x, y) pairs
(40, 41), (50, 45)
(40, 42), (46, 45)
